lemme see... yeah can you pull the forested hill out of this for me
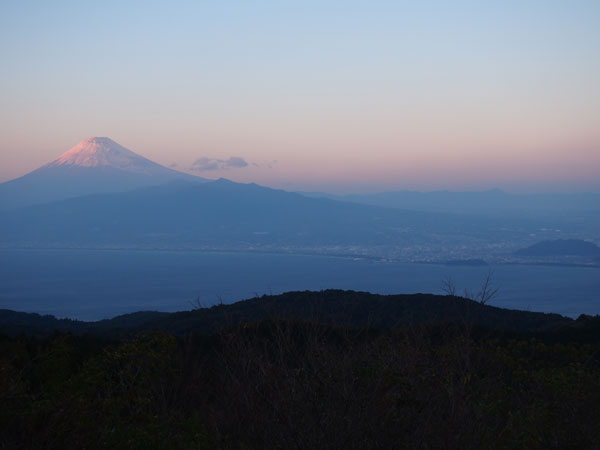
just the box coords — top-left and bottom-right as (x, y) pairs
(0, 290), (574, 338)
(2, 290), (600, 449)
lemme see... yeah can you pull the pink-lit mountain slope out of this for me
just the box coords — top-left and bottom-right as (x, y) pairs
(0, 137), (206, 210)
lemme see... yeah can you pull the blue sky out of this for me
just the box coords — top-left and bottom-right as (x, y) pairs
(1, 1), (599, 192)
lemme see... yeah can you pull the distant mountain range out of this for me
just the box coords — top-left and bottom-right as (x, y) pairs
(0, 137), (597, 257)
(0, 137), (508, 250)
(299, 189), (600, 216)
(0, 137), (206, 210)
(0, 176), (491, 248)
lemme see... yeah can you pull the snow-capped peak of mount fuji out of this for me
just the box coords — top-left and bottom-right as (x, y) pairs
(45, 137), (170, 175)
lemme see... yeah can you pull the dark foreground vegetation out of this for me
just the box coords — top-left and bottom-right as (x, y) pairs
(1, 291), (599, 449)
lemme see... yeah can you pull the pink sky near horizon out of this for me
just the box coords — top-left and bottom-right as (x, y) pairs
(1, 132), (598, 194)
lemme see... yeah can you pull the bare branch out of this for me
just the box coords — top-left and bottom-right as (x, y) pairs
(441, 276), (457, 296)
(189, 296), (205, 310)
(477, 269), (499, 305)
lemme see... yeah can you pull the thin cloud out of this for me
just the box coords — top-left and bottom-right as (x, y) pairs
(226, 157), (249, 168)
(190, 156), (249, 171)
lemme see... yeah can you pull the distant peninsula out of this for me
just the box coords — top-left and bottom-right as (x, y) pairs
(516, 239), (600, 257)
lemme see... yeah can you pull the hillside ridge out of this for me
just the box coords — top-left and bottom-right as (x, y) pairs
(0, 289), (575, 338)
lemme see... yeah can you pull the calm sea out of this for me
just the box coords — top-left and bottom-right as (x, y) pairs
(0, 249), (598, 320)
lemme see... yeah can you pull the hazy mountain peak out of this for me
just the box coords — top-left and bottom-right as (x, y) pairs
(46, 136), (160, 174)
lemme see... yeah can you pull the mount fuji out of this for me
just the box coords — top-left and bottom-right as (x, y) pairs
(0, 137), (206, 210)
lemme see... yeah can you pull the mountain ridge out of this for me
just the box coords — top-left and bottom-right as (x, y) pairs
(299, 189), (600, 217)
(0, 289), (575, 338)
(0, 177), (504, 251)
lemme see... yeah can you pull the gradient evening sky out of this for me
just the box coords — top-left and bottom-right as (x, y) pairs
(1, 1), (599, 193)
